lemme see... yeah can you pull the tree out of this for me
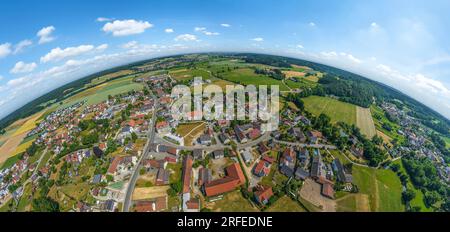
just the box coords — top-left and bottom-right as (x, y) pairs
(390, 163), (401, 173)
(424, 191), (440, 207)
(372, 135), (383, 145)
(32, 197), (60, 212)
(402, 189), (416, 204)
(131, 132), (138, 142)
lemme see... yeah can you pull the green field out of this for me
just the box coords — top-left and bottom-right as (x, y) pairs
(303, 96), (357, 125)
(218, 68), (290, 91)
(392, 159), (431, 212)
(208, 190), (258, 212)
(352, 166), (404, 212)
(58, 75), (143, 109)
(169, 68), (212, 81)
(443, 136), (450, 149)
(1, 154), (21, 169)
(266, 196), (307, 212)
(332, 151), (404, 212)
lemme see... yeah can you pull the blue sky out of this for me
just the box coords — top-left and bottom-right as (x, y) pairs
(1, 0), (450, 119)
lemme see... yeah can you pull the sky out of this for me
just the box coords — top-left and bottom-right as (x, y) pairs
(1, 0), (450, 119)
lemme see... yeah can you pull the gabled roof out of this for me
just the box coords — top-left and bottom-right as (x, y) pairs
(182, 155), (193, 194)
(254, 186), (274, 203)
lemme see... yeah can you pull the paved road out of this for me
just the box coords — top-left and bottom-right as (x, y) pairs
(122, 95), (158, 212)
(272, 139), (337, 150)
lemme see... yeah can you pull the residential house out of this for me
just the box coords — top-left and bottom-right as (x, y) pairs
(254, 186), (274, 205)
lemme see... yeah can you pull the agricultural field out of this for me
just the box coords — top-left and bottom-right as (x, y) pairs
(356, 107), (377, 138)
(332, 151), (404, 212)
(58, 75), (143, 109)
(266, 196), (307, 212)
(303, 96), (357, 125)
(218, 68), (290, 91)
(169, 68), (212, 81)
(206, 190), (258, 212)
(87, 69), (135, 87)
(0, 111), (44, 166)
(352, 166), (404, 212)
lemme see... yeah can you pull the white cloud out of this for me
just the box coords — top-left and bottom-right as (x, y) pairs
(174, 34), (198, 42)
(10, 61), (37, 74)
(121, 41), (139, 49)
(296, 44), (304, 49)
(0, 43), (12, 58)
(40, 45), (96, 63)
(102, 19), (153, 36)
(13, 40), (33, 54)
(194, 27), (219, 36)
(252, 37), (264, 42)
(371, 22), (379, 28)
(37, 26), (55, 44)
(165, 28), (174, 33)
(220, 23), (231, 27)
(96, 44), (108, 51)
(309, 22), (316, 27)
(97, 17), (113, 22)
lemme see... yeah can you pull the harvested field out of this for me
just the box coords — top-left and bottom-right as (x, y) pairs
(356, 107), (377, 138)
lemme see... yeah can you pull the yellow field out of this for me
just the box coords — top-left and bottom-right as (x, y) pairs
(356, 107), (377, 138)
(291, 64), (311, 70)
(282, 70), (305, 78)
(132, 186), (169, 201)
(0, 111), (44, 165)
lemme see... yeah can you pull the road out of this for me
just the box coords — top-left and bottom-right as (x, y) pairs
(122, 95), (158, 212)
(272, 138), (337, 150)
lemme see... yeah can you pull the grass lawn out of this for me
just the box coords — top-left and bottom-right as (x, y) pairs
(219, 68), (290, 91)
(266, 196), (307, 212)
(303, 96), (357, 125)
(167, 163), (182, 183)
(60, 182), (90, 201)
(356, 107), (377, 138)
(208, 190), (258, 212)
(0, 199), (13, 212)
(352, 165), (404, 212)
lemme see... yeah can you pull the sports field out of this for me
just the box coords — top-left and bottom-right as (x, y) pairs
(303, 96), (357, 125)
(356, 107), (377, 138)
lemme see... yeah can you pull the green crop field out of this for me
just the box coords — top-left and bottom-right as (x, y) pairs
(218, 68), (290, 91)
(303, 96), (357, 125)
(58, 75), (143, 109)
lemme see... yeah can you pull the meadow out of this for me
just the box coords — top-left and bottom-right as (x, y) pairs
(303, 96), (357, 125)
(266, 196), (307, 212)
(356, 107), (377, 138)
(218, 68), (290, 91)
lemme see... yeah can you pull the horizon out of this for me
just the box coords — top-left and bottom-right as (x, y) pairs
(1, 0), (450, 119)
(1, 51), (449, 124)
